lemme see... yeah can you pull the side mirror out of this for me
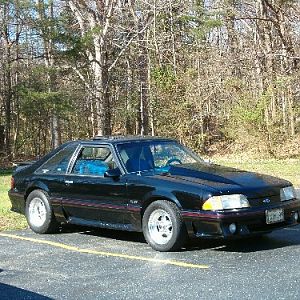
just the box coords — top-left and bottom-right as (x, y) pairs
(104, 168), (121, 179)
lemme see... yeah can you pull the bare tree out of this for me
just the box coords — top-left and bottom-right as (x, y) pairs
(68, 0), (117, 136)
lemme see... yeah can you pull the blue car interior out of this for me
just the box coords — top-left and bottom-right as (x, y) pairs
(73, 159), (109, 176)
(124, 145), (155, 172)
(126, 158), (152, 172)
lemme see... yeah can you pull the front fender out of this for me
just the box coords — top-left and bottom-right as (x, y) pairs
(142, 189), (183, 211)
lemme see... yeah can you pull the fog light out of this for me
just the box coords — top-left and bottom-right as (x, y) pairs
(229, 223), (237, 234)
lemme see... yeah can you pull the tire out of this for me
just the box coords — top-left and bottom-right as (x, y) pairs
(25, 190), (59, 234)
(142, 200), (187, 252)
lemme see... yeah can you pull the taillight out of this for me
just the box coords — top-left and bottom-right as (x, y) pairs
(10, 177), (15, 189)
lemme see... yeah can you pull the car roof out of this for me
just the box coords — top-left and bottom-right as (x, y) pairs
(77, 135), (176, 145)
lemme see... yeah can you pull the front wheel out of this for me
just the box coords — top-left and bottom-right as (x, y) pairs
(142, 200), (187, 251)
(25, 190), (59, 234)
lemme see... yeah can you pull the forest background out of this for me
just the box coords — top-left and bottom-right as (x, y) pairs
(1, 0), (300, 164)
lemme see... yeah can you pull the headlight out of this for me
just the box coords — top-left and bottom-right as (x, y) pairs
(280, 186), (296, 201)
(202, 194), (249, 211)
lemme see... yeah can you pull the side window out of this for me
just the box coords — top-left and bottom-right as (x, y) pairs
(36, 144), (78, 174)
(71, 146), (117, 176)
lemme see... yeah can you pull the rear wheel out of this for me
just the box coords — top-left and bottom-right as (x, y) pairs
(142, 200), (187, 251)
(25, 190), (59, 234)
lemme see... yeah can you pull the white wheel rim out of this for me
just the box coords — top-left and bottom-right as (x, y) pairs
(28, 198), (47, 227)
(148, 209), (173, 245)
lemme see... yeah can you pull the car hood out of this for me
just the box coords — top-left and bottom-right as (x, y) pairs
(164, 163), (290, 197)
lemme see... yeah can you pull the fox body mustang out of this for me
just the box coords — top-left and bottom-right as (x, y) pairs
(8, 136), (300, 251)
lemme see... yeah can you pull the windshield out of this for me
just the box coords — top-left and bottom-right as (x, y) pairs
(117, 141), (203, 173)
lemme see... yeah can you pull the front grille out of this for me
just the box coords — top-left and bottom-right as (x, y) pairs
(248, 194), (281, 207)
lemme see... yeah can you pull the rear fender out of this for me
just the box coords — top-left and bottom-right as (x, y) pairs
(25, 181), (50, 200)
(24, 181), (66, 223)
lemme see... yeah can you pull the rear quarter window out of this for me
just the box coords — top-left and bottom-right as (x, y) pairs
(35, 143), (78, 175)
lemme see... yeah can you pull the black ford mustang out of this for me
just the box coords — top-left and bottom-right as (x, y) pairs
(8, 136), (300, 251)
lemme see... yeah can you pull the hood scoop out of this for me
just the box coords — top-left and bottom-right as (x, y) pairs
(168, 164), (238, 186)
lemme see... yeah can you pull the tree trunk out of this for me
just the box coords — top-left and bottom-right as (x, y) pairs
(3, 3), (12, 155)
(125, 59), (134, 134)
(38, 0), (61, 149)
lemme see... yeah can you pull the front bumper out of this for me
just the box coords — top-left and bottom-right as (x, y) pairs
(182, 199), (300, 239)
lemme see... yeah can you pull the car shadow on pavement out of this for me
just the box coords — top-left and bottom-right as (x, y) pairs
(186, 228), (300, 253)
(0, 283), (51, 300)
(58, 225), (145, 244)
(80, 228), (146, 244)
(58, 224), (91, 234)
(58, 224), (300, 253)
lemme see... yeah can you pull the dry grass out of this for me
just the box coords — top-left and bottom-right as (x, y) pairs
(0, 174), (27, 231)
(213, 158), (300, 187)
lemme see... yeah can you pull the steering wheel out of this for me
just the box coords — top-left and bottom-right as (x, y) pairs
(165, 158), (182, 166)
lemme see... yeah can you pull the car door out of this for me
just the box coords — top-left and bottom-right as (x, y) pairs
(61, 144), (127, 226)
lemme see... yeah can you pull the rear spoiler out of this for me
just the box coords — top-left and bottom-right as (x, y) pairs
(13, 160), (37, 173)
(13, 161), (37, 167)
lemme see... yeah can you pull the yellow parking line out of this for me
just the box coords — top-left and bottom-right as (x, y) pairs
(0, 232), (209, 269)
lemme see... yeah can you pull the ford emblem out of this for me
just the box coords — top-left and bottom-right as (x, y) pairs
(263, 198), (271, 204)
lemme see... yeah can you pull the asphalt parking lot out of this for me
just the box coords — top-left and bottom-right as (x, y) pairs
(1, 226), (300, 300)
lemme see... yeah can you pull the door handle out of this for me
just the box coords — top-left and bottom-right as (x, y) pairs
(65, 180), (73, 184)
